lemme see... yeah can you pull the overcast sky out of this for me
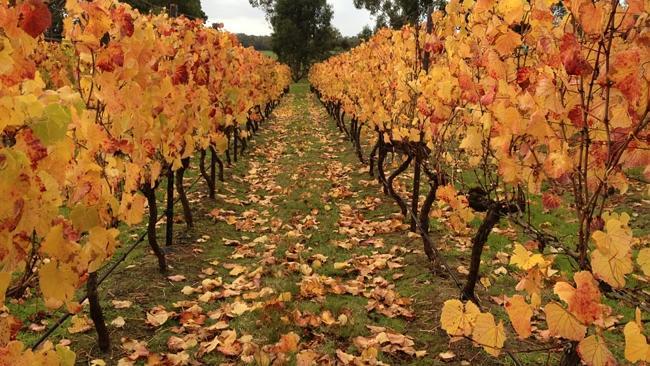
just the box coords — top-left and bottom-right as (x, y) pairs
(202, 0), (374, 36)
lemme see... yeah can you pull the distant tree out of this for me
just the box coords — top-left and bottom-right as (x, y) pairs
(248, 0), (275, 19)
(251, 0), (336, 81)
(124, 0), (206, 20)
(236, 34), (273, 51)
(331, 32), (362, 53)
(352, 0), (446, 28)
(357, 25), (374, 41)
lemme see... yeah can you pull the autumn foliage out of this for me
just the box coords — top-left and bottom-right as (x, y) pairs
(310, 0), (649, 364)
(1, 0), (289, 362)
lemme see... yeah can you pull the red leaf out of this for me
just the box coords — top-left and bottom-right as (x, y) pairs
(559, 34), (592, 77)
(112, 6), (135, 37)
(19, 0), (52, 38)
(568, 105), (585, 127)
(97, 44), (125, 72)
(516, 67), (534, 89)
(172, 64), (189, 85)
(541, 192), (561, 211)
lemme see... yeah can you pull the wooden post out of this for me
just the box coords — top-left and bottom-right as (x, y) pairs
(168, 3), (178, 17)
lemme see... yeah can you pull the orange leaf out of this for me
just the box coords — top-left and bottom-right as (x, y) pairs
(577, 335), (616, 366)
(472, 313), (506, 356)
(504, 295), (532, 339)
(544, 303), (586, 341)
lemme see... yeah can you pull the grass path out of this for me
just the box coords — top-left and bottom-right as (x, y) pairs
(16, 82), (497, 366)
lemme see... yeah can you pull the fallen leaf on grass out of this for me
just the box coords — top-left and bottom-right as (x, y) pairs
(121, 338), (150, 361)
(336, 349), (355, 364)
(111, 316), (126, 328)
(296, 350), (319, 366)
(146, 307), (173, 327)
(167, 335), (198, 352)
(272, 332), (300, 354)
(181, 286), (196, 295)
(439, 350), (456, 361)
(112, 300), (132, 309)
(68, 315), (93, 334)
(167, 274), (186, 282)
(29, 322), (46, 332)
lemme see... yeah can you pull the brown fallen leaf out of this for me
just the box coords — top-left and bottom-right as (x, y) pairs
(336, 349), (355, 365)
(111, 300), (133, 309)
(439, 350), (456, 361)
(111, 316), (126, 328)
(167, 274), (187, 282)
(275, 332), (300, 353)
(68, 315), (93, 334)
(146, 307), (173, 327)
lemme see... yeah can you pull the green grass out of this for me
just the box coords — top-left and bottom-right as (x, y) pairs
(13, 80), (649, 366)
(262, 50), (278, 59)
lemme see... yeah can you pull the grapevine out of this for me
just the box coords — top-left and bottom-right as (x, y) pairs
(310, 0), (649, 364)
(1, 0), (290, 362)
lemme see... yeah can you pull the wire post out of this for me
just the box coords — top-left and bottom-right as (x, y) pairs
(168, 2), (178, 17)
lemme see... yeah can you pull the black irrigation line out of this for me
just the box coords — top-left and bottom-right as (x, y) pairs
(31, 173), (203, 350)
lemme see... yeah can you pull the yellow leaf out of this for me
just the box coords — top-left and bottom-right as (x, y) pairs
(69, 204), (100, 232)
(577, 335), (616, 366)
(510, 244), (546, 270)
(336, 349), (355, 364)
(334, 262), (349, 270)
(544, 303), (586, 341)
(624, 321), (649, 362)
(505, 295), (532, 339)
(554, 281), (575, 305)
(67, 315), (93, 334)
(591, 248), (632, 288)
(440, 299), (480, 337)
(229, 301), (250, 316)
(496, 0), (526, 24)
(111, 300), (132, 309)
(119, 193), (146, 226)
(0, 272), (11, 305)
(637, 248), (650, 276)
(85, 227), (119, 273)
(472, 313), (506, 356)
(40, 225), (80, 262)
(459, 126), (482, 152)
(39, 262), (78, 309)
(146, 309), (170, 327)
(229, 265), (246, 276)
(296, 350), (319, 366)
(494, 29), (521, 56)
(321, 310), (336, 325)
(56, 344), (77, 366)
